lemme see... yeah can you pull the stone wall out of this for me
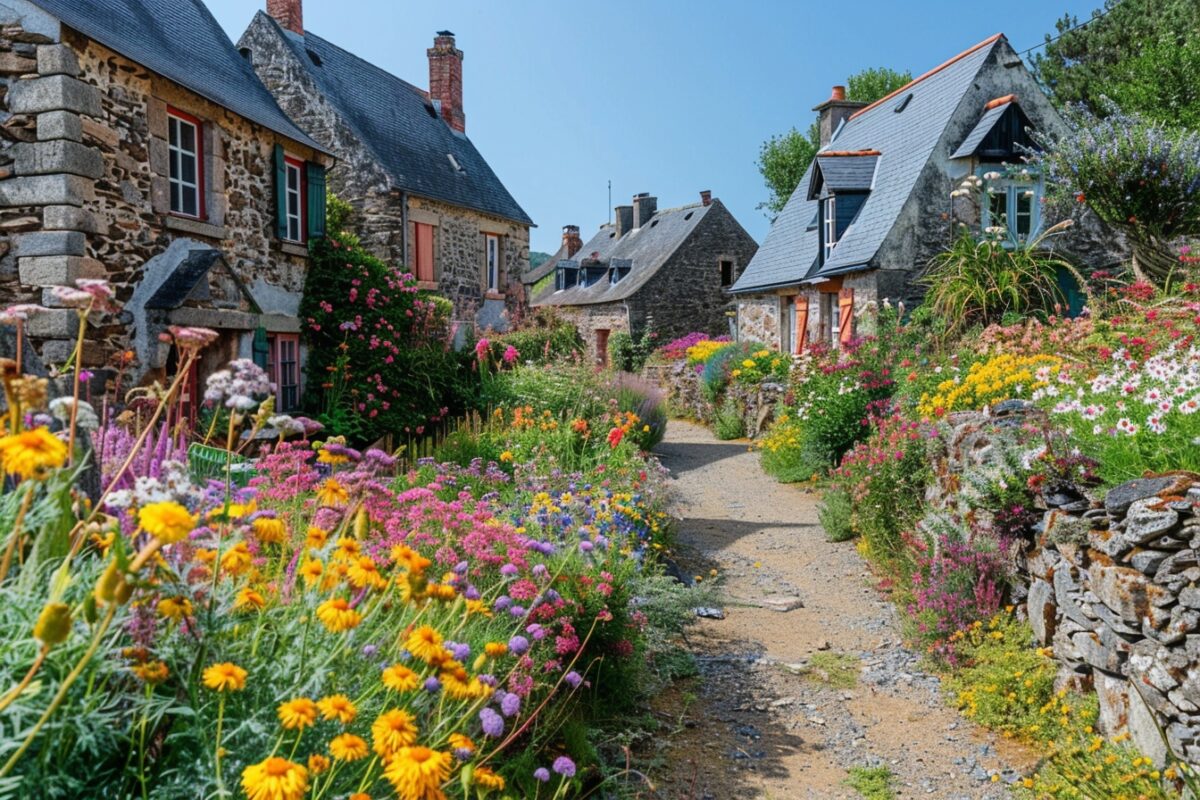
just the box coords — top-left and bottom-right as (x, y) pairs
(0, 9), (318, 380)
(736, 294), (782, 350)
(558, 303), (628, 366)
(643, 359), (784, 437)
(932, 405), (1200, 765)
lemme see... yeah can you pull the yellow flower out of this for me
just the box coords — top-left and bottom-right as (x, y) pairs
(499, 451), (513, 463)
(347, 556), (387, 590)
(371, 709), (419, 758)
(219, 542), (252, 576)
(316, 694), (357, 724)
(316, 598), (362, 633)
(234, 586), (266, 611)
(138, 501), (197, 545)
(383, 746), (452, 800)
(316, 479), (349, 508)
(305, 526), (329, 550)
(156, 595), (193, 622)
(306, 754), (330, 775)
(484, 642), (507, 658)
(329, 733), (369, 762)
(132, 660), (169, 684)
(405, 625), (444, 663)
(298, 559), (323, 587)
(382, 664), (420, 692)
(473, 766), (505, 793)
(448, 733), (475, 756)
(252, 517), (287, 545)
(0, 427), (67, 481)
(202, 662), (247, 692)
(277, 697), (318, 731)
(742, 359), (756, 369)
(241, 756), (308, 800)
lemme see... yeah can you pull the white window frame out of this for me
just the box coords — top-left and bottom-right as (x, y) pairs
(485, 234), (500, 292)
(822, 197), (837, 261)
(167, 112), (202, 218)
(980, 170), (1043, 245)
(284, 158), (304, 243)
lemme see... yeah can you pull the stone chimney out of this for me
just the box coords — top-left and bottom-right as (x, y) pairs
(614, 205), (633, 238)
(812, 85), (868, 146)
(562, 225), (582, 258)
(428, 31), (465, 133)
(632, 193), (657, 229)
(699, 190), (712, 206)
(266, 0), (303, 35)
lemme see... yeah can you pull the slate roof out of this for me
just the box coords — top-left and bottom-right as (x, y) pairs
(951, 100), (1013, 159)
(532, 201), (712, 306)
(809, 152), (880, 199)
(31, 0), (323, 152)
(263, 14), (532, 226)
(732, 33), (1005, 293)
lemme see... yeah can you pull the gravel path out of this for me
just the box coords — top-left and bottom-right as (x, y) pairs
(646, 421), (1034, 799)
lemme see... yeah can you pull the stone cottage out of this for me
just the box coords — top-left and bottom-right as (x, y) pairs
(0, 0), (333, 414)
(239, 2), (534, 336)
(731, 33), (1118, 352)
(527, 191), (758, 365)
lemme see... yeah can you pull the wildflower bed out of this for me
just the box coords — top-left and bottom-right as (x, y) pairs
(0, 289), (696, 799)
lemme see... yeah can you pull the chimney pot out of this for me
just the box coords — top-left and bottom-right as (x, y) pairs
(267, 0), (304, 35)
(700, 190), (712, 206)
(813, 86), (868, 147)
(562, 224), (583, 259)
(831, 84), (846, 101)
(614, 205), (634, 238)
(428, 31), (465, 132)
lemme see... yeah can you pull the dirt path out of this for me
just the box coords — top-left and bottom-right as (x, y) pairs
(646, 421), (1035, 800)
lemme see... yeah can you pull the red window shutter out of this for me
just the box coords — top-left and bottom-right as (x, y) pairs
(415, 223), (435, 282)
(838, 288), (855, 346)
(794, 296), (808, 354)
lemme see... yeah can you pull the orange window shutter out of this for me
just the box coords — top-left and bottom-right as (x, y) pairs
(416, 223), (434, 282)
(794, 296), (808, 354)
(838, 288), (855, 345)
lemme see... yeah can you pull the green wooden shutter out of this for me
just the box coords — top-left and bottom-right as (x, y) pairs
(306, 162), (326, 239)
(252, 326), (270, 370)
(273, 144), (287, 240)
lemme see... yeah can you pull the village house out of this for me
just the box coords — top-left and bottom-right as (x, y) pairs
(0, 0), (333, 414)
(527, 191), (758, 364)
(239, 2), (534, 337)
(731, 33), (1117, 352)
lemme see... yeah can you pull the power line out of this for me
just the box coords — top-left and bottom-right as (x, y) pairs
(1017, 5), (1116, 58)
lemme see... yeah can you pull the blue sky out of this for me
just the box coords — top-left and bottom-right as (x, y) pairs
(207, 0), (1101, 255)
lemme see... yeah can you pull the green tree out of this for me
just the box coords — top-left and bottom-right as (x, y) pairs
(757, 67), (912, 215)
(1032, 0), (1200, 128)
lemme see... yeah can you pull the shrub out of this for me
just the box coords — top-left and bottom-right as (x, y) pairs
(844, 765), (896, 800)
(611, 373), (668, 451)
(300, 233), (467, 443)
(730, 347), (790, 386)
(713, 397), (745, 440)
(818, 486), (854, 542)
(1033, 104), (1200, 284)
(485, 308), (583, 365)
(608, 329), (657, 373)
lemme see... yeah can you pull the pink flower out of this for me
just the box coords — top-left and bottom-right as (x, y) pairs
(502, 345), (519, 364)
(475, 338), (490, 361)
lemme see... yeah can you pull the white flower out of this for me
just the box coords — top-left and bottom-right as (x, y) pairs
(983, 171), (1002, 181)
(1180, 397), (1200, 415)
(1081, 404), (1105, 420)
(48, 397), (99, 431)
(1147, 414), (1167, 435)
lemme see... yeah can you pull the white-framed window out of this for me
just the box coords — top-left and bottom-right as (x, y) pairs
(981, 170), (1042, 244)
(485, 234), (500, 292)
(284, 156), (304, 243)
(167, 109), (203, 218)
(266, 333), (301, 412)
(822, 197), (837, 261)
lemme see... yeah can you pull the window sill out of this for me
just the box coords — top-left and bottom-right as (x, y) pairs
(279, 242), (309, 258)
(484, 291), (506, 301)
(414, 280), (439, 290)
(165, 215), (226, 240)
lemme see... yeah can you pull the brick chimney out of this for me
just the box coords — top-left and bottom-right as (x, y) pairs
(428, 31), (465, 133)
(562, 225), (582, 258)
(266, 0), (303, 35)
(632, 192), (657, 229)
(699, 190), (712, 206)
(614, 205), (633, 238)
(812, 85), (867, 146)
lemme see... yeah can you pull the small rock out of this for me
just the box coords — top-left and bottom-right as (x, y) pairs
(695, 606), (726, 620)
(759, 595), (804, 612)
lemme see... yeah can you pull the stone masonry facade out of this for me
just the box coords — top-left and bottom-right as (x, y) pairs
(0, 5), (324, 382)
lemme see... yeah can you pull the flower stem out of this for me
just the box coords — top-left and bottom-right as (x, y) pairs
(0, 643), (48, 714)
(214, 694), (227, 797)
(67, 303), (91, 467)
(0, 484), (37, 585)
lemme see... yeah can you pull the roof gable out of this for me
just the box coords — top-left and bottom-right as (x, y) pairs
(733, 33), (1005, 293)
(261, 15), (532, 226)
(31, 0), (322, 152)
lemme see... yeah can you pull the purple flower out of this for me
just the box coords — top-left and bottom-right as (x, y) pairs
(450, 642), (471, 661)
(500, 692), (521, 718)
(509, 605), (526, 617)
(532, 563), (549, 579)
(423, 676), (441, 693)
(480, 707), (504, 738)
(508, 635), (529, 655)
(533, 768), (550, 782)
(565, 671), (583, 688)
(493, 595), (512, 611)
(500, 563), (519, 578)
(552, 756), (576, 777)
(580, 540), (593, 552)
(465, 585), (481, 600)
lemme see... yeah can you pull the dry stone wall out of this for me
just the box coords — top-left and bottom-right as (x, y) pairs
(933, 404), (1200, 765)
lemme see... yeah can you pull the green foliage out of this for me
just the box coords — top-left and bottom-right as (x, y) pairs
(1031, 0), (1200, 128)
(299, 232), (470, 444)
(325, 191), (356, 238)
(756, 67), (911, 215)
(608, 328), (656, 374)
(529, 250), (553, 271)
(845, 765), (896, 800)
(485, 308), (583, 366)
(921, 229), (1079, 337)
(712, 397), (745, 441)
(818, 486), (855, 542)
(801, 651), (860, 690)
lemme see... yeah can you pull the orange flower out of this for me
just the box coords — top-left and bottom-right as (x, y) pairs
(316, 694), (357, 724)
(329, 733), (369, 762)
(371, 709), (419, 758)
(277, 697), (318, 731)
(202, 662), (247, 692)
(405, 626), (444, 662)
(382, 664), (420, 692)
(316, 597), (362, 633)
